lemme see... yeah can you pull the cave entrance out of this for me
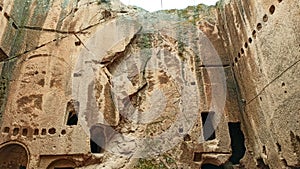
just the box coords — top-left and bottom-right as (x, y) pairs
(65, 100), (79, 126)
(201, 111), (216, 141)
(228, 122), (246, 164)
(47, 159), (75, 169)
(90, 125), (105, 153)
(0, 143), (28, 169)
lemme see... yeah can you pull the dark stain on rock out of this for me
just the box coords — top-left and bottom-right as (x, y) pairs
(158, 71), (169, 84)
(17, 94), (43, 112)
(50, 79), (62, 88)
(37, 79), (45, 87)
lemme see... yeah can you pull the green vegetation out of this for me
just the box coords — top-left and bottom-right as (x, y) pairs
(137, 34), (153, 49)
(134, 159), (167, 169)
(134, 153), (177, 169)
(163, 3), (217, 25)
(216, 0), (226, 9)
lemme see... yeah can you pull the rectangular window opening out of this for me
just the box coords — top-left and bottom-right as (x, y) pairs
(66, 100), (79, 126)
(90, 139), (103, 153)
(193, 152), (202, 162)
(90, 126), (105, 154)
(201, 111), (216, 141)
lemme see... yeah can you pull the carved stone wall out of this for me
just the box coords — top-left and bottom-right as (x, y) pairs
(0, 0), (298, 169)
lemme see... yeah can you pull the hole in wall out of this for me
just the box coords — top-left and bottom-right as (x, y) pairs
(13, 128), (19, 136)
(90, 126), (105, 153)
(249, 37), (253, 43)
(241, 48), (244, 54)
(22, 128), (28, 136)
(201, 112), (216, 141)
(238, 53), (241, 58)
(61, 129), (66, 135)
(284, 90), (287, 94)
(193, 152), (202, 162)
(252, 30), (257, 38)
(4, 12), (9, 20)
(90, 139), (103, 153)
(263, 14), (268, 22)
(244, 42), (248, 48)
(12, 22), (18, 29)
(47, 159), (76, 169)
(256, 158), (270, 169)
(269, 5), (275, 14)
(184, 134), (191, 141)
(259, 97), (262, 101)
(74, 41), (81, 46)
(257, 23), (262, 31)
(262, 145), (267, 155)
(41, 128), (46, 135)
(228, 122), (246, 164)
(3, 127), (9, 133)
(234, 57), (238, 63)
(278, 0), (282, 3)
(66, 100), (79, 126)
(0, 144), (29, 169)
(0, 6), (2, 11)
(48, 128), (56, 135)
(33, 129), (39, 135)
(282, 82), (285, 87)
(276, 142), (282, 152)
(201, 164), (224, 169)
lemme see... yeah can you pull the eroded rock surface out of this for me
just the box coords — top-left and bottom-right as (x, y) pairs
(0, 0), (299, 169)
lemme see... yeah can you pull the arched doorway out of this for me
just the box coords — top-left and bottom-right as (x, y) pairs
(0, 143), (29, 169)
(46, 159), (76, 169)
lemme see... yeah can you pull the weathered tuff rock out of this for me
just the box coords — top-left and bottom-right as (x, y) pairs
(0, 0), (299, 169)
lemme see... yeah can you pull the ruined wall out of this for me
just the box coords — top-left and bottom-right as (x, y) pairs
(217, 0), (300, 168)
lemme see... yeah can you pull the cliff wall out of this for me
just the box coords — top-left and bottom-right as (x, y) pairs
(217, 0), (300, 168)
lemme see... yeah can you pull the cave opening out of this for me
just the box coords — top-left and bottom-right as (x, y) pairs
(201, 112), (216, 141)
(90, 139), (103, 153)
(193, 152), (202, 162)
(66, 112), (78, 125)
(228, 122), (246, 164)
(256, 158), (270, 169)
(47, 159), (76, 169)
(0, 144), (28, 169)
(90, 126), (105, 153)
(66, 100), (79, 126)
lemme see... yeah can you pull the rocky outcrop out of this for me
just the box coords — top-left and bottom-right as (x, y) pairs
(216, 0), (300, 168)
(0, 0), (298, 169)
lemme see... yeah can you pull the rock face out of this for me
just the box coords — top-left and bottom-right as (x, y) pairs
(0, 0), (298, 169)
(216, 0), (300, 168)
